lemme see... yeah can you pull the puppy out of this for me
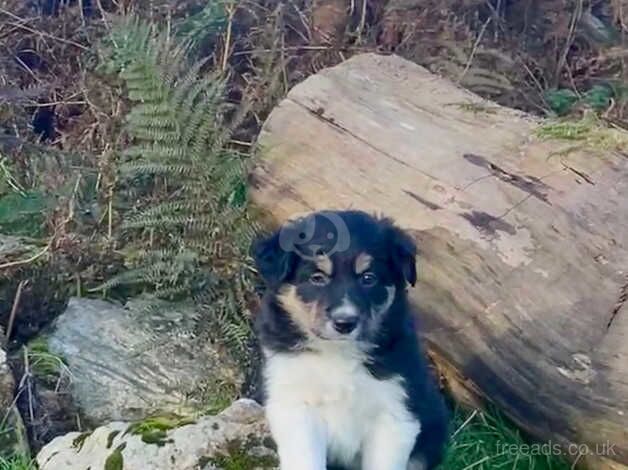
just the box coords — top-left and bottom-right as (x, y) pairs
(253, 210), (450, 470)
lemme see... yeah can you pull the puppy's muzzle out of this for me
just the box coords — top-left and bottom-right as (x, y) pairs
(328, 300), (360, 335)
(331, 315), (359, 334)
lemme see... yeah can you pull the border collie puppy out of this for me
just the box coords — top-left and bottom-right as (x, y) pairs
(253, 210), (450, 470)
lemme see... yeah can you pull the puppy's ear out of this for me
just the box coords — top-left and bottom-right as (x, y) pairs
(387, 224), (417, 287)
(252, 230), (295, 287)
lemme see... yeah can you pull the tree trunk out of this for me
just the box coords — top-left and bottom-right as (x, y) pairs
(250, 53), (628, 470)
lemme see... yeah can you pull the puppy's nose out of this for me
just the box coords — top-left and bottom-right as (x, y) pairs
(332, 316), (359, 334)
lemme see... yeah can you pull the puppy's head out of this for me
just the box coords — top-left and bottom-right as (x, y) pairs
(253, 210), (416, 343)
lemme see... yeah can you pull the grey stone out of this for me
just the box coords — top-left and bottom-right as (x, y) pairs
(46, 297), (243, 425)
(36, 399), (277, 470)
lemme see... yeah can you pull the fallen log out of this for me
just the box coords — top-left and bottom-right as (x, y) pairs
(250, 53), (628, 470)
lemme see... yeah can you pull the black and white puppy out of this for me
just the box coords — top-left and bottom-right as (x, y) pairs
(253, 210), (450, 470)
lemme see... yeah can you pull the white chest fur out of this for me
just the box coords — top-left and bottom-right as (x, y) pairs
(263, 344), (421, 470)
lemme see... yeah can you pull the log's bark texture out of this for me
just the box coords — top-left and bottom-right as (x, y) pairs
(251, 53), (628, 470)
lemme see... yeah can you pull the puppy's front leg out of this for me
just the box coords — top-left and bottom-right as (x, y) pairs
(266, 403), (327, 470)
(361, 413), (421, 470)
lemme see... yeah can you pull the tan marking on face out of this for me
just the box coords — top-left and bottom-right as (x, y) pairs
(315, 255), (333, 275)
(354, 253), (373, 274)
(277, 285), (321, 334)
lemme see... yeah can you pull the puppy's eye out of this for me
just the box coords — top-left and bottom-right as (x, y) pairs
(360, 272), (378, 287)
(309, 272), (330, 286)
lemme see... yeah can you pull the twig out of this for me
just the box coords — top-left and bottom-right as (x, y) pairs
(451, 409), (478, 439)
(108, 186), (113, 239)
(0, 9), (89, 51)
(602, 97), (616, 119)
(32, 100), (88, 107)
(13, 53), (40, 82)
(0, 243), (50, 270)
(555, 0), (583, 87)
(232, 45), (337, 57)
(570, 449), (584, 470)
(357, 0), (368, 43)
(222, 3), (236, 72)
(279, 8), (289, 92)
(67, 174), (83, 223)
(285, 0), (311, 41)
(23, 347), (34, 424)
(96, 0), (112, 32)
(484, 0), (504, 40)
(564, 62), (581, 98)
(519, 59), (552, 111)
(6, 280), (28, 341)
(78, 0), (87, 28)
(458, 16), (492, 83)
(461, 456), (490, 470)
(230, 139), (253, 147)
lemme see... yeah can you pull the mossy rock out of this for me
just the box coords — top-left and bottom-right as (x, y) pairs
(205, 437), (278, 469)
(36, 399), (275, 470)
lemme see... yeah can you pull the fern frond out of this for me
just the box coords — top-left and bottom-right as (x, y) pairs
(91, 265), (158, 292)
(119, 162), (194, 177)
(122, 145), (186, 163)
(123, 213), (222, 231)
(123, 198), (218, 224)
(129, 127), (181, 144)
(103, 16), (256, 364)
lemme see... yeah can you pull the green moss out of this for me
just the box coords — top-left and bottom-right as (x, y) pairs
(197, 377), (239, 416)
(125, 414), (195, 447)
(72, 431), (93, 452)
(536, 115), (628, 155)
(103, 443), (126, 470)
(206, 438), (278, 470)
(106, 430), (121, 449)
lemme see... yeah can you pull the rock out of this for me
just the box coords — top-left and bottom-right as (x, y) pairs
(0, 347), (30, 457)
(36, 398), (277, 470)
(0, 348), (13, 405)
(45, 297), (244, 425)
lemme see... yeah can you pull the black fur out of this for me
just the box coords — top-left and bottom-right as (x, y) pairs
(253, 210), (450, 469)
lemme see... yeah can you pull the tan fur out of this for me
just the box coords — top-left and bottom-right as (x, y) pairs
(354, 253), (373, 274)
(277, 285), (322, 334)
(315, 255), (333, 275)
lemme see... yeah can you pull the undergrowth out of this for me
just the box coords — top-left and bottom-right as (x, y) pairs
(94, 18), (258, 365)
(26, 337), (70, 386)
(0, 455), (35, 470)
(206, 438), (278, 470)
(0, 154), (46, 237)
(537, 114), (628, 154)
(440, 406), (571, 470)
